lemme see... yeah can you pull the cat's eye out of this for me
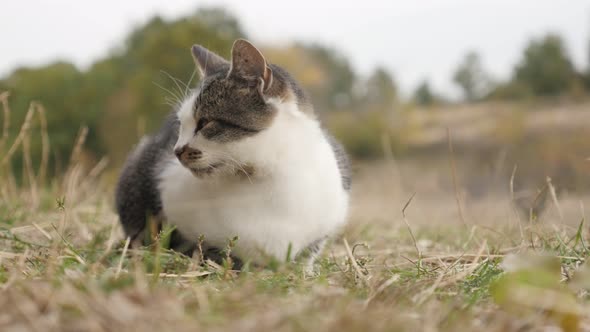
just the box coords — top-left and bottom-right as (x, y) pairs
(195, 118), (210, 133)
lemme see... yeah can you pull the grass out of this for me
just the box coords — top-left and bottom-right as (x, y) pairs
(1, 95), (590, 331)
(1, 194), (589, 332)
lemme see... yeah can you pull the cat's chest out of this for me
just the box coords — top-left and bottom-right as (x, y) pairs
(158, 161), (271, 219)
(156, 158), (348, 261)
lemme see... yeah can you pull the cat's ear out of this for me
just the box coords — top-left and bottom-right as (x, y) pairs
(229, 39), (273, 94)
(191, 45), (228, 77)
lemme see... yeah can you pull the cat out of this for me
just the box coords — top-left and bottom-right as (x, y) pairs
(115, 39), (351, 269)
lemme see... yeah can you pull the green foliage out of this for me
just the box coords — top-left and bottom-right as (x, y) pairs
(302, 43), (357, 110)
(263, 43), (358, 112)
(413, 80), (436, 106)
(327, 111), (401, 159)
(0, 7), (377, 170)
(3, 7), (587, 174)
(461, 259), (503, 304)
(513, 34), (578, 97)
(453, 51), (491, 102)
(0, 8), (244, 169)
(487, 81), (533, 100)
(364, 67), (397, 109)
(0, 62), (99, 168)
(491, 253), (583, 332)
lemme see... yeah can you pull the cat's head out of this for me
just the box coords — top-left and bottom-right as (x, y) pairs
(173, 39), (306, 178)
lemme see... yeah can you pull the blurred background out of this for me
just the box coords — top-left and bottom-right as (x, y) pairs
(1, 0), (590, 223)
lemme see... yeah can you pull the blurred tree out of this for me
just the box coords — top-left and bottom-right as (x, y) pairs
(104, 9), (244, 162)
(513, 34), (577, 96)
(122, 9), (244, 129)
(364, 67), (397, 110)
(0, 7), (370, 172)
(413, 80), (435, 106)
(0, 8), (246, 171)
(584, 35), (590, 91)
(487, 81), (533, 100)
(303, 43), (356, 110)
(453, 51), (490, 102)
(0, 62), (101, 171)
(263, 43), (357, 112)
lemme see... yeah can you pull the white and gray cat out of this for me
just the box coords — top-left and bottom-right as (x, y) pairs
(116, 39), (351, 269)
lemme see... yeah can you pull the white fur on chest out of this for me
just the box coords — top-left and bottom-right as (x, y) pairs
(158, 104), (349, 263)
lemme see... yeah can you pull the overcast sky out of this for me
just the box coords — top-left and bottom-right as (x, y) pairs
(1, 0), (590, 97)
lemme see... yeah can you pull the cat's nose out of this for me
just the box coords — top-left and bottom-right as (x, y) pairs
(174, 145), (186, 159)
(175, 145), (202, 161)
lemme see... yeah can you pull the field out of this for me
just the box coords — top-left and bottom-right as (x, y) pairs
(1, 100), (590, 331)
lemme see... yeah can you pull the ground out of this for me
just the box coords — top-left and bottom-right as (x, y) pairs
(1, 159), (589, 332)
(1, 97), (590, 331)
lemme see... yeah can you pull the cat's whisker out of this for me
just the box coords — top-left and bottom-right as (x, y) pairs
(153, 81), (182, 106)
(160, 70), (189, 100)
(185, 69), (197, 97)
(164, 97), (180, 108)
(205, 155), (250, 183)
(220, 160), (253, 184)
(164, 95), (181, 104)
(209, 151), (254, 184)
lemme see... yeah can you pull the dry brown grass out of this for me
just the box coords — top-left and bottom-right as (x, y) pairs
(1, 96), (590, 331)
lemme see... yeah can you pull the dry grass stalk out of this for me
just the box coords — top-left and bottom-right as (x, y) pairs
(0, 91), (11, 154)
(21, 119), (39, 208)
(363, 274), (400, 308)
(33, 103), (50, 185)
(87, 156), (109, 179)
(61, 126), (88, 201)
(417, 240), (488, 305)
(31, 222), (52, 241)
(509, 165), (526, 240)
(546, 176), (564, 221)
(381, 132), (403, 194)
(0, 95), (51, 208)
(343, 238), (370, 287)
(58, 125), (108, 209)
(401, 192), (421, 258)
(446, 128), (467, 227)
(116, 237), (131, 278)
(146, 271), (213, 279)
(1, 102), (35, 166)
(68, 126), (88, 168)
